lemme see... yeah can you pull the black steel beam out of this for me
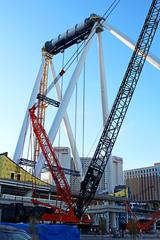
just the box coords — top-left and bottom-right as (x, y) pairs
(37, 94), (60, 107)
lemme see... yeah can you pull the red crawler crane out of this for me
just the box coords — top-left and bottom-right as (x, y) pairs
(125, 201), (160, 232)
(29, 104), (90, 224)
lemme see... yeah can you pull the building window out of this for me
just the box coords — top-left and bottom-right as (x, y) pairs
(11, 173), (14, 180)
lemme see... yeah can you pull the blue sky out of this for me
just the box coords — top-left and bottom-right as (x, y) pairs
(0, 0), (160, 171)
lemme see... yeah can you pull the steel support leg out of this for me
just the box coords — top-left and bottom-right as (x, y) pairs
(13, 57), (46, 163)
(97, 32), (114, 193)
(35, 31), (93, 177)
(49, 61), (83, 179)
(103, 21), (160, 69)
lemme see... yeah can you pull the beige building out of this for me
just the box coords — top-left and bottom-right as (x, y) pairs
(124, 163), (160, 201)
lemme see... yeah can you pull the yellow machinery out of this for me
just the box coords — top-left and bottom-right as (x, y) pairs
(109, 185), (129, 198)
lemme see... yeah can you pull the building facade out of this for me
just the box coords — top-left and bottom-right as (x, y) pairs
(124, 163), (160, 201)
(70, 155), (124, 194)
(44, 146), (124, 196)
(44, 147), (71, 185)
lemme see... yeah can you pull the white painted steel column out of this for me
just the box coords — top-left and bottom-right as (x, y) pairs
(103, 21), (160, 70)
(49, 61), (83, 179)
(13, 57), (46, 163)
(35, 31), (94, 177)
(97, 32), (108, 123)
(97, 31), (114, 193)
(110, 211), (117, 231)
(105, 211), (110, 232)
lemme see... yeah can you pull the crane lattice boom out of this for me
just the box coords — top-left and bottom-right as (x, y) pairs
(75, 0), (160, 217)
(29, 105), (73, 208)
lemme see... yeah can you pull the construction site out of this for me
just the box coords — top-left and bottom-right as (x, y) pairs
(1, 0), (160, 239)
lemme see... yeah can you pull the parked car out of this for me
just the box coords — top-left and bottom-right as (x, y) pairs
(0, 224), (31, 240)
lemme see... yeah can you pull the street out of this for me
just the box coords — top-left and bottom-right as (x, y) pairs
(80, 233), (160, 239)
